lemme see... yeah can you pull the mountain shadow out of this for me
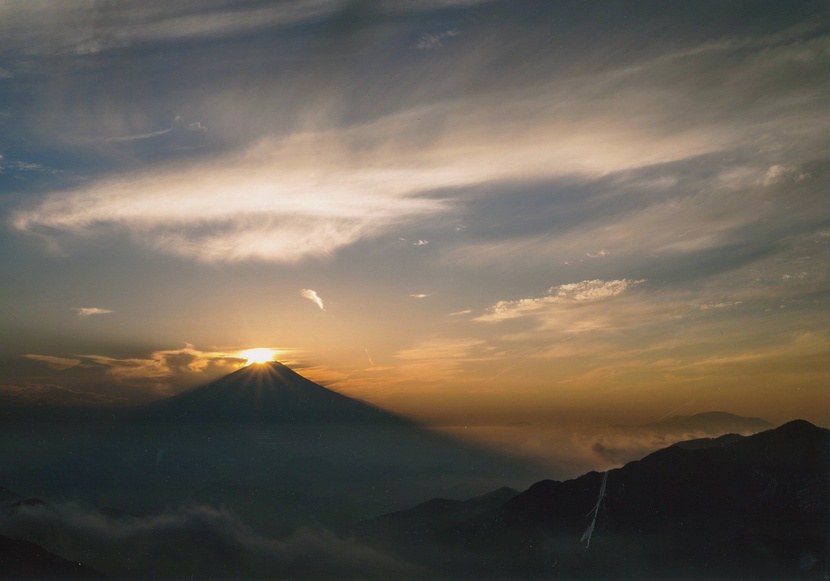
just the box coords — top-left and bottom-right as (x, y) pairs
(356, 420), (830, 579)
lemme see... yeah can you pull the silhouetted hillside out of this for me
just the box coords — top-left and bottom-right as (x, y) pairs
(358, 420), (830, 579)
(0, 533), (102, 579)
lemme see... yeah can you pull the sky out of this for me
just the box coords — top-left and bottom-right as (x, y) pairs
(1, 0), (828, 430)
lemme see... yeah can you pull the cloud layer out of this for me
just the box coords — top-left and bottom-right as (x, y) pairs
(0, 502), (416, 579)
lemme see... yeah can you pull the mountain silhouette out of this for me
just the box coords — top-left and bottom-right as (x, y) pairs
(357, 420), (830, 579)
(0, 534), (103, 579)
(1, 362), (544, 528)
(139, 361), (403, 424)
(639, 410), (775, 435)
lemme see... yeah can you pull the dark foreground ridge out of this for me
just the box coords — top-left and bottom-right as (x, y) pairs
(357, 420), (830, 579)
(0, 533), (103, 579)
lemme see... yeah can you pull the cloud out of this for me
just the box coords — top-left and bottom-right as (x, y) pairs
(73, 307), (113, 318)
(15, 344), (303, 400)
(392, 338), (489, 385)
(413, 239), (429, 246)
(449, 309), (472, 316)
(0, 3), (350, 57)
(17, 19), (803, 266)
(761, 164), (811, 186)
(413, 29), (460, 50)
(0, 382), (123, 406)
(97, 128), (173, 143)
(83, 343), (233, 377)
(409, 293), (429, 299)
(697, 300), (742, 311)
(300, 288), (326, 311)
(11, 136), (454, 263)
(478, 279), (645, 323)
(22, 354), (81, 370)
(74, 344), (249, 395)
(0, 502), (418, 580)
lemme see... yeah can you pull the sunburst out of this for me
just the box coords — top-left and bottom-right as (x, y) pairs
(238, 348), (277, 366)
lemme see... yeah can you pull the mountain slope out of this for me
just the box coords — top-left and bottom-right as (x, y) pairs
(139, 361), (404, 424)
(0, 534), (103, 580)
(358, 420), (830, 579)
(1, 362), (544, 524)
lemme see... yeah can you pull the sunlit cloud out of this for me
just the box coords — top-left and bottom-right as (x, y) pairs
(14, 24), (792, 265)
(449, 309), (472, 317)
(478, 279), (645, 323)
(18, 344), (300, 399)
(73, 307), (113, 318)
(23, 354), (81, 370)
(11, 135), (457, 263)
(73, 343), (254, 395)
(760, 164), (811, 186)
(697, 301), (742, 311)
(409, 293), (429, 299)
(300, 288), (325, 311)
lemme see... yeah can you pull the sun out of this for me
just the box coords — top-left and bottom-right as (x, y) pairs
(239, 348), (277, 366)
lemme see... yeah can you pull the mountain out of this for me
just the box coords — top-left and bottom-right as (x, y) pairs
(639, 410), (775, 435)
(0, 488), (102, 580)
(138, 361), (404, 425)
(0, 362), (543, 526)
(0, 534), (103, 580)
(357, 420), (830, 579)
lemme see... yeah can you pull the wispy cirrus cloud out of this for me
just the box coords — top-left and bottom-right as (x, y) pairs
(0, 2), (349, 56)
(413, 29), (460, 50)
(300, 288), (325, 311)
(22, 354), (81, 370)
(393, 337), (490, 385)
(11, 135), (455, 263)
(73, 307), (113, 318)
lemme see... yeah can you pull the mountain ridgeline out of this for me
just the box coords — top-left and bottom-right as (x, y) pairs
(356, 419), (830, 579)
(0, 362), (543, 525)
(0, 362), (826, 579)
(139, 361), (405, 425)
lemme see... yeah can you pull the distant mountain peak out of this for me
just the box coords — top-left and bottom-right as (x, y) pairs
(140, 361), (404, 425)
(640, 410), (775, 434)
